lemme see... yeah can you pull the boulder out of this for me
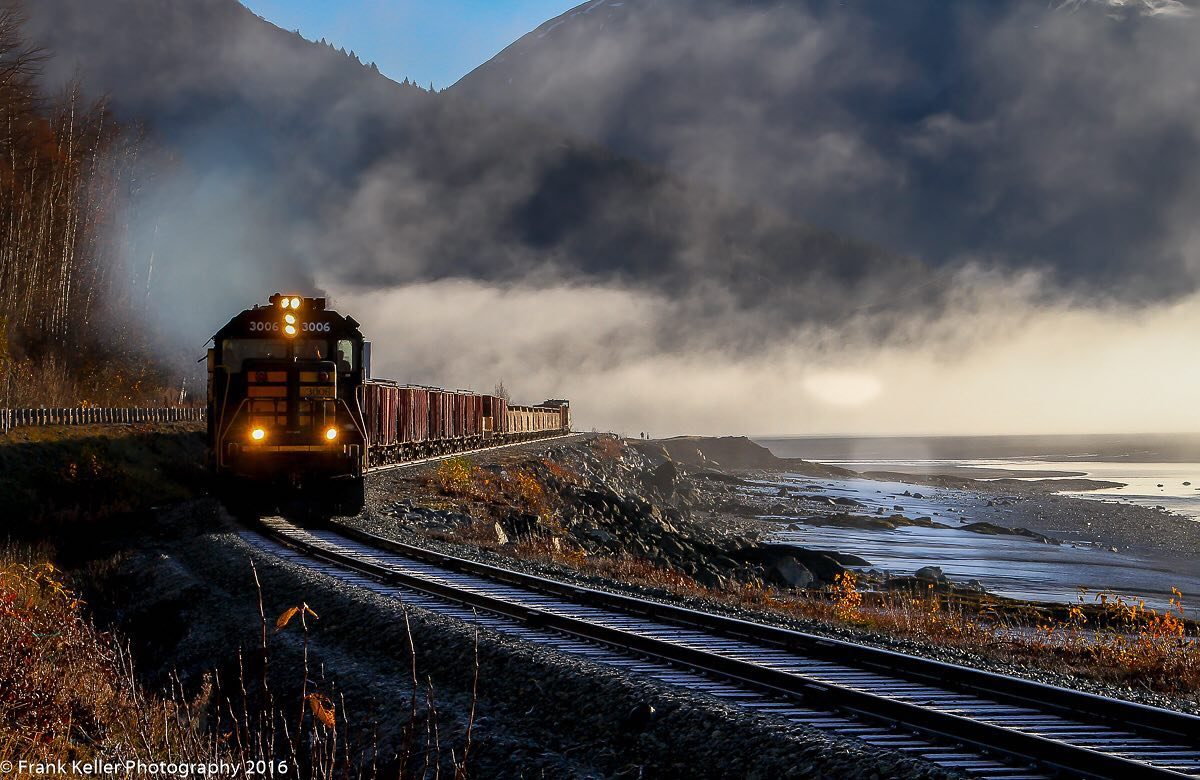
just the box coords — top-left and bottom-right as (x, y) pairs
(770, 556), (814, 589)
(733, 544), (853, 584)
(646, 460), (679, 495)
(914, 566), (946, 583)
(659, 535), (685, 558)
(492, 523), (510, 545)
(585, 528), (616, 545)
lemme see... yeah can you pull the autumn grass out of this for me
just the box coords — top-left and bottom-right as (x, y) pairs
(0, 551), (215, 770)
(434, 515), (1200, 700)
(431, 455), (578, 538)
(0, 549), (473, 778)
(589, 435), (623, 462)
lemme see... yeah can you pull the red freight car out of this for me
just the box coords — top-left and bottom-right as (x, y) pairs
(482, 395), (507, 434)
(357, 383), (570, 468)
(398, 387), (429, 443)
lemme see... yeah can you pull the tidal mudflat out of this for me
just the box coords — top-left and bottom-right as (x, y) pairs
(750, 474), (1200, 611)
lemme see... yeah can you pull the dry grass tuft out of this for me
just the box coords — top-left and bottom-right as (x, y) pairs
(432, 457), (559, 529)
(589, 436), (624, 462)
(434, 457), (476, 496)
(0, 553), (208, 767)
(725, 575), (1200, 696)
(0, 550), (474, 778)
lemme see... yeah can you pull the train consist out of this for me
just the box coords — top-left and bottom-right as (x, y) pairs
(207, 293), (569, 505)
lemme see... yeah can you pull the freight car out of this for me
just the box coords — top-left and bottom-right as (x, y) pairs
(207, 294), (570, 509)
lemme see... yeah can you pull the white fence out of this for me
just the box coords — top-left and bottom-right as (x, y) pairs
(1, 405), (205, 433)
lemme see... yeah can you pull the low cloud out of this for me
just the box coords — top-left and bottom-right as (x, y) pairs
(327, 273), (1200, 436)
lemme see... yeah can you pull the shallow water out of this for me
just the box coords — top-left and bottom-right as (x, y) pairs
(988, 460), (1200, 520)
(756, 473), (1200, 611)
(814, 458), (1200, 520)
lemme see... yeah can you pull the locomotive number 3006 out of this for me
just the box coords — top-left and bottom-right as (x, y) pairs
(249, 321), (331, 333)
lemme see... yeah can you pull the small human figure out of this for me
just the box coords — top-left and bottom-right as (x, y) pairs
(337, 348), (352, 374)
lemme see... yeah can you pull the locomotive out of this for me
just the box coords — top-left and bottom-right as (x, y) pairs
(206, 293), (570, 509)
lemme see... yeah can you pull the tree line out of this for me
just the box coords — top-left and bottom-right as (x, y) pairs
(0, 4), (171, 407)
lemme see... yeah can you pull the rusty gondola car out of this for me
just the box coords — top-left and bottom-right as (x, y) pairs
(207, 294), (570, 511)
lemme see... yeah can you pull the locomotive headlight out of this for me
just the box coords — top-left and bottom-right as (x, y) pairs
(290, 297), (301, 309)
(280, 297), (291, 309)
(284, 324), (297, 336)
(284, 313), (296, 325)
(251, 428), (266, 442)
(325, 427), (338, 441)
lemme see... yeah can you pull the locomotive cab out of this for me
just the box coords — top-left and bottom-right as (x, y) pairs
(207, 294), (368, 500)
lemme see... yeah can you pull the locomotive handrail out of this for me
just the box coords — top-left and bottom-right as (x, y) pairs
(0, 405), (206, 434)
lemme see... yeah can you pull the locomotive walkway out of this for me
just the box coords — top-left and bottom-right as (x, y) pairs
(243, 514), (1200, 780)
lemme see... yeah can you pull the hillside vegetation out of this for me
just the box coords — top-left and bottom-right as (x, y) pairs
(0, 6), (176, 406)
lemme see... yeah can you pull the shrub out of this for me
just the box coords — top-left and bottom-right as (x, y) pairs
(0, 551), (475, 778)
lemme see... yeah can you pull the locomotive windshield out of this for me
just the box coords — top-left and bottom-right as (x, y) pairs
(220, 338), (288, 371)
(296, 340), (328, 360)
(219, 337), (358, 373)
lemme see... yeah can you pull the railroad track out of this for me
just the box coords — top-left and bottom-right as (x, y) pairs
(241, 517), (1200, 780)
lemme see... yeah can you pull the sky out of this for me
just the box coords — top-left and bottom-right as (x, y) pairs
(22, 0), (1200, 436)
(239, 0), (579, 89)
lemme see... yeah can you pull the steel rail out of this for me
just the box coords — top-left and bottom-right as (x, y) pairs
(330, 522), (1200, 747)
(249, 518), (1200, 779)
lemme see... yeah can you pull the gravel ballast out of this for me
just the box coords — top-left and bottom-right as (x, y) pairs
(88, 498), (958, 779)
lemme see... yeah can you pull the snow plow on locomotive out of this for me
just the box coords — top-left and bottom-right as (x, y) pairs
(207, 294), (570, 509)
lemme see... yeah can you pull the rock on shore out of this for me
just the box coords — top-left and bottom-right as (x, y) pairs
(383, 436), (861, 591)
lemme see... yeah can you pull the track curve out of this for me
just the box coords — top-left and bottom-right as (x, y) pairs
(241, 516), (1200, 779)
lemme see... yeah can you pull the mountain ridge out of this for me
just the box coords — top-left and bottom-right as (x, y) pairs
(18, 0), (938, 358)
(454, 0), (1200, 303)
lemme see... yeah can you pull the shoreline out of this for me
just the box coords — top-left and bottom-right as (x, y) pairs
(744, 466), (1200, 610)
(642, 435), (1200, 610)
